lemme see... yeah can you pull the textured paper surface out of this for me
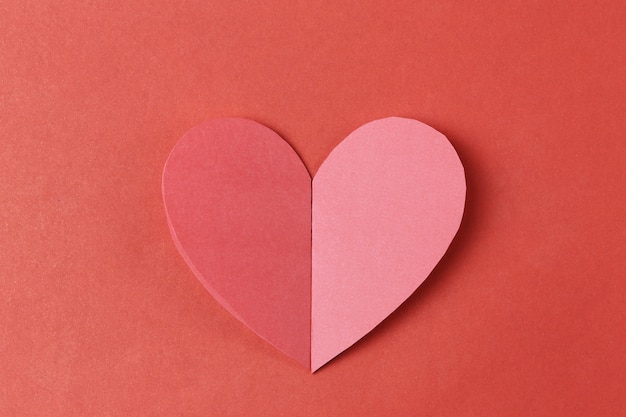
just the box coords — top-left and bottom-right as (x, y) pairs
(311, 118), (466, 370)
(3, 2), (625, 413)
(162, 118), (312, 368)
(163, 117), (465, 371)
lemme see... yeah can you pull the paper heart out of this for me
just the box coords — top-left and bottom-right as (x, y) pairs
(162, 117), (466, 371)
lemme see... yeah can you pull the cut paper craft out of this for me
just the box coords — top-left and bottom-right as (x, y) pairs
(162, 117), (466, 372)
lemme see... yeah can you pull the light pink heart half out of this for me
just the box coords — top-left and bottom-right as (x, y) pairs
(162, 117), (466, 372)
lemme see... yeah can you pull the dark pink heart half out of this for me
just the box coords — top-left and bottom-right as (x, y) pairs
(162, 117), (466, 371)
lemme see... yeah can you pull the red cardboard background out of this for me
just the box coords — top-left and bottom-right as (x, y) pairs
(1, 1), (624, 416)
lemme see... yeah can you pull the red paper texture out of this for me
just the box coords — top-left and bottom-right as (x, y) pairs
(1, 1), (625, 416)
(162, 119), (312, 368)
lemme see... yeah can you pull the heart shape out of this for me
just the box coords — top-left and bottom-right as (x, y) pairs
(162, 117), (466, 371)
